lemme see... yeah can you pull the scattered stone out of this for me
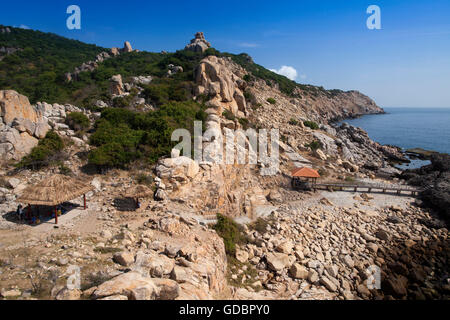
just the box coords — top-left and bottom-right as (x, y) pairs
(113, 252), (135, 267)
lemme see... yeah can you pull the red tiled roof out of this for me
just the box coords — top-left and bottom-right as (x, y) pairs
(291, 167), (320, 178)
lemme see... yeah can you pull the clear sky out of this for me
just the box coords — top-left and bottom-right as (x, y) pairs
(1, 0), (449, 108)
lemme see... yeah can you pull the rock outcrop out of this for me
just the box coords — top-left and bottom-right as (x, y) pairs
(0, 91), (43, 160)
(0, 90), (41, 125)
(65, 42), (135, 82)
(195, 56), (247, 117)
(0, 91), (91, 160)
(123, 41), (133, 53)
(400, 153), (450, 221)
(110, 75), (125, 96)
(185, 32), (211, 53)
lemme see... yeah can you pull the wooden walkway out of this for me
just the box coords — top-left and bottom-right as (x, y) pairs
(309, 182), (421, 196)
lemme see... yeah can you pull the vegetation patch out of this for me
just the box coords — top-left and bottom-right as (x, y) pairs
(65, 112), (89, 132)
(266, 98), (276, 105)
(288, 118), (299, 126)
(222, 110), (236, 121)
(213, 214), (247, 256)
(88, 101), (206, 169)
(17, 131), (65, 169)
(303, 120), (319, 130)
(226, 256), (262, 291)
(305, 140), (323, 152)
(248, 217), (270, 234)
(93, 247), (122, 254)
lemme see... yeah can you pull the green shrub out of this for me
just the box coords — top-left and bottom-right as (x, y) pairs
(249, 218), (269, 234)
(267, 98), (276, 105)
(222, 110), (236, 121)
(243, 74), (252, 82)
(17, 131), (64, 169)
(305, 140), (323, 152)
(243, 90), (255, 103)
(65, 112), (89, 131)
(288, 118), (299, 125)
(136, 173), (153, 186)
(303, 120), (319, 130)
(88, 101), (206, 169)
(59, 164), (73, 176)
(213, 214), (247, 256)
(238, 118), (250, 130)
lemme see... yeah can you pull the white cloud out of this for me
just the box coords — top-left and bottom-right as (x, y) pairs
(269, 66), (299, 81)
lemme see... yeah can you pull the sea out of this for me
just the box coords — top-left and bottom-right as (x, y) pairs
(338, 107), (450, 169)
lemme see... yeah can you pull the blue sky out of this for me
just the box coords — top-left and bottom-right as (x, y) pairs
(1, 0), (449, 108)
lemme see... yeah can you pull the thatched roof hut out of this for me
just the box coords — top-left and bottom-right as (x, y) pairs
(123, 185), (154, 198)
(18, 174), (94, 206)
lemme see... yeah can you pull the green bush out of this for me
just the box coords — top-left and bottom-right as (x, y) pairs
(65, 112), (89, 131)
(88, 101), (206, 169)
(238, 118), (250, 130)
(243, 90), (255, 103)
(303, 120), (319, 130)
(17, 131), (64, 169)
(222, 110), (236, 121)
(243, 74), (252, 82)
(249, 218), (269, 234)
(136, 173), (153, 186)
(213, 214), (247, 256)
(267, 98), (276, 105)
(59, 164), (73, 176)
(305, 140), (323, 152)
(289, 118), (299, 125)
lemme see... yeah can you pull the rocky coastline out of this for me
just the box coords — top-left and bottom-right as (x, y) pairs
(400, 153), (450, 223)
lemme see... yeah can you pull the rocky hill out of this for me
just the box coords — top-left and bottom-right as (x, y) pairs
(1, 29), (448, 301)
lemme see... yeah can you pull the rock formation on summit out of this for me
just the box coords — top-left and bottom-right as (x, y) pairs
(123, 41), (133, 53)
(185, 32), (211, 53)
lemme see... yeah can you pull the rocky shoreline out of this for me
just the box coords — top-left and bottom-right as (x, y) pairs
(400, 153), (450, 223)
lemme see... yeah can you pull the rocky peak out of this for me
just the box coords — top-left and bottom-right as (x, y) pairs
(185, 32), (211, 53)
(123, 41), (133, 53)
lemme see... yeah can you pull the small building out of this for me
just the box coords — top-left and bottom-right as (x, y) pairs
(291, 167), (320, 190)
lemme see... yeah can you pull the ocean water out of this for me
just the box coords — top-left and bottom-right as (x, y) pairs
(339, 107), (450, 168)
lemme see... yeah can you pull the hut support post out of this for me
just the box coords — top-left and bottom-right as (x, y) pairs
(84, 194), (86, 210)
(54, 206), (58, 225)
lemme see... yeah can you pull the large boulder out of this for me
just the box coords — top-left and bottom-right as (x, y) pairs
(34, 121), (50, 139)
(92, 272), (158, 300)
(0, 90), (42, 125)
(266, 252), (293, 272)
(156, 156), (200, 183)
(0, 128), (38, 160)
(12, 118), (35, 135)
